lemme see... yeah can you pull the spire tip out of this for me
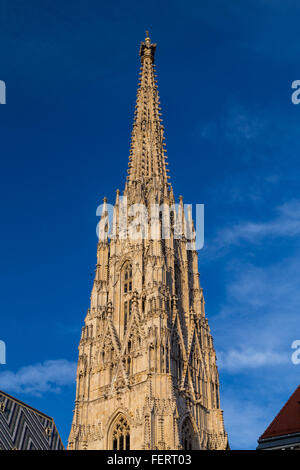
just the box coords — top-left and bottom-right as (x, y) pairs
(145, 30), (151, 45)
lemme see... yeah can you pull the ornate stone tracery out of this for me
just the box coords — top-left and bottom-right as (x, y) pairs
(68, 33), (228, 451)
(111, 415), (130, 450)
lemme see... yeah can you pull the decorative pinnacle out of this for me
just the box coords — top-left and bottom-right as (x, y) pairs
(115, 189), (120, 205)
(145, 30), (151, 45)
(100, 197), (108, 219)
(139, 31), (156, 63)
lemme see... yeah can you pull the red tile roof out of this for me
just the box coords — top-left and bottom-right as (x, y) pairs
(260, 385), (300, 440)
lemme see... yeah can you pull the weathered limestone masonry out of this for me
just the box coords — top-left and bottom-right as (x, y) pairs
(68, 33), (228, 450)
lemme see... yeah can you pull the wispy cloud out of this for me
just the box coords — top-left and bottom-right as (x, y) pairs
(217, 348), (289, 372)
(225, 107), (266, 143)
(0, 359), (76, 397)
(200, 104), (266, 144)
(221, 394), (274, 450)
(212, 253), (300, 349)
(205, 199), (300, 257)
(209, 238), (300, 448)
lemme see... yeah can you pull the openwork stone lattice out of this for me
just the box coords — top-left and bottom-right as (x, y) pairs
(68, 33), (228, 451)
(112, 415), (130, 450)
(181, 419), (194, 450)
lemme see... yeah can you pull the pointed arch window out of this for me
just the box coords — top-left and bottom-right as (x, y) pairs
(122, 263), (133, 336)
(182, 418), (194, 450)
(111, 415), (130, 450)
(123, 263), (132, 293)
(124, 299), (132, 333)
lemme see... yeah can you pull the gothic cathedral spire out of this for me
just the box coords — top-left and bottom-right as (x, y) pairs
(126, 32), (169, 195)
(68, 33), (228, 451)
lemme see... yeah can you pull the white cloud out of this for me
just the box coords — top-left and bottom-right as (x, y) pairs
(207, 217), (300, 448)
(225, 108), (266, 142)
(200, 105), (266, 144)
(206, 199), (300, 257)
(217, 348), (289, 372)
(221, 395), (273, 450)
(0, 359), (76, 397)
(212, 253), (300, 352)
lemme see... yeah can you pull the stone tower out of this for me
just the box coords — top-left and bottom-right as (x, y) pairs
(68, 33), (228, 451)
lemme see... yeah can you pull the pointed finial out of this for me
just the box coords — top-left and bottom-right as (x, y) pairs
(100, 197), (108, 218)
(145, 30), (151, 46)
(115, 189), (120, 205)
(140, 31), (156, 62)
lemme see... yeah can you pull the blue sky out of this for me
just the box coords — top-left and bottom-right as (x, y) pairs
(0, 0), (300, 450)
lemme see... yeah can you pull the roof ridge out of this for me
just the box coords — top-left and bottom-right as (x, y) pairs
(0, 389), (53, 421)
(259, 385), (300, 440)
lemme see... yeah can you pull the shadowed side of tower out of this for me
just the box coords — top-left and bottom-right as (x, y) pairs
(67, 33), (228, 451)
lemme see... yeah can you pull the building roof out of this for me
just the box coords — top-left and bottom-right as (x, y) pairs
(0, 390), (64, 450)
(259, 385), (300, 440)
